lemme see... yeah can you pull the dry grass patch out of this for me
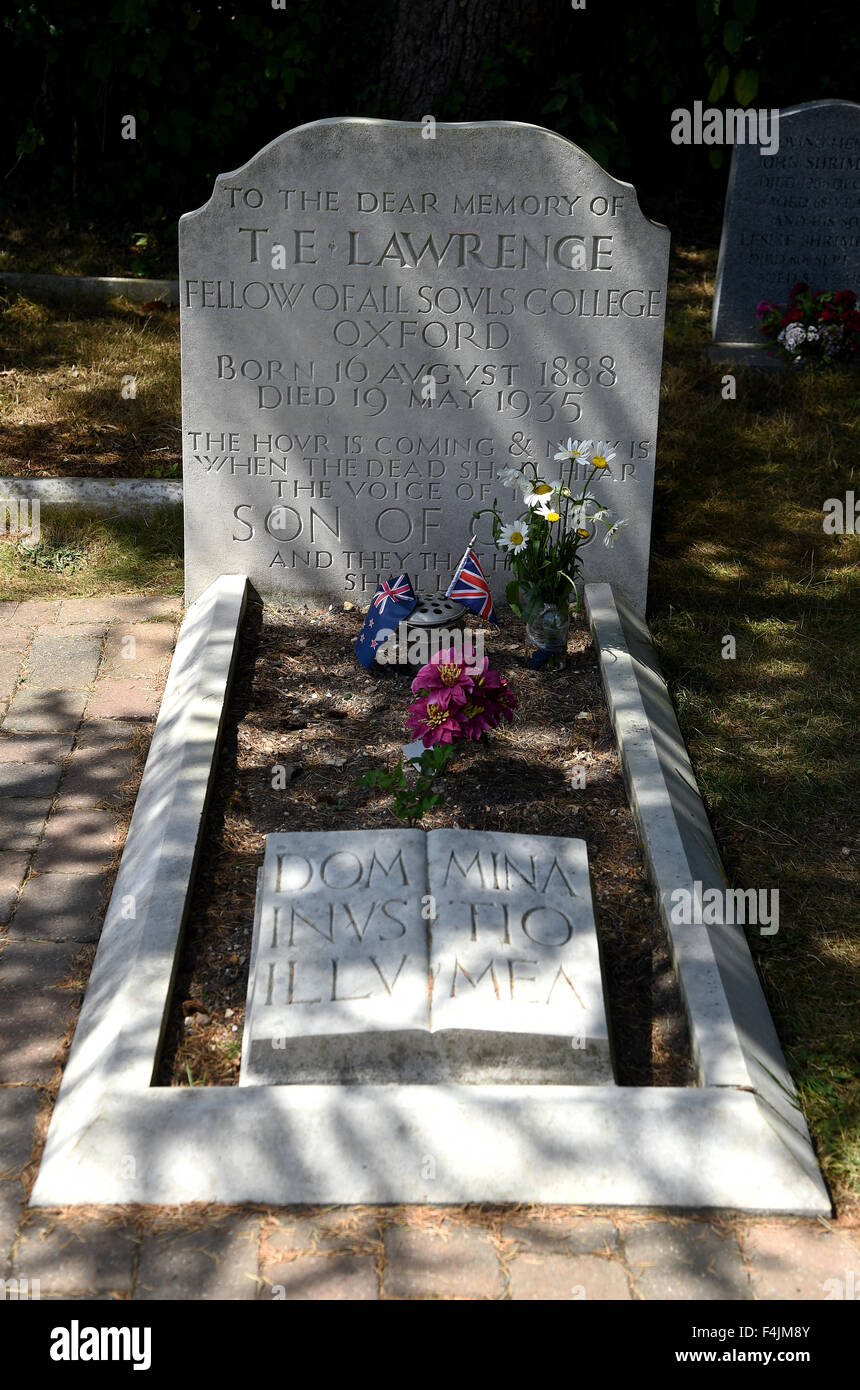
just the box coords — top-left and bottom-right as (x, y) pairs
(0, 292), (179, 477)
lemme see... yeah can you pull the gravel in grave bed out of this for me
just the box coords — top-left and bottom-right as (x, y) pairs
(157, 603), (695, 1089)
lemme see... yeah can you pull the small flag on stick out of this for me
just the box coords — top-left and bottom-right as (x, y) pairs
(355, 574), (418, 669)
(445, 546), (497, 625)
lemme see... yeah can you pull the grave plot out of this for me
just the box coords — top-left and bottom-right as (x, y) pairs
(159, 608), (692, 1091)
(31, 120), (830, 1211)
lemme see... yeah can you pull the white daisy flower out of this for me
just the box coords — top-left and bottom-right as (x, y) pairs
(539, 497), (564, 522)
(572, 500), (610, 530)
(554, 438), (594, 463)
(496, 465), (523, 487)
(603, 519), (628, 547)
(524, 479), (560, 509)
(587, 441), (617, 472)
(498, 520), (530, 553)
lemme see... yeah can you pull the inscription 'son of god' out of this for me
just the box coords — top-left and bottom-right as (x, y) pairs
(239, 829), (615, 1086)
(180, 119), (670, 612)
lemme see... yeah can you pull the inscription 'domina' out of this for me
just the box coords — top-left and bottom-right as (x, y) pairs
(180, 119), (670, 612)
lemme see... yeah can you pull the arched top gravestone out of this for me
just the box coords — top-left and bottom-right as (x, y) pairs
(179, 119), (670, 612)
(712, 99), (860, 345)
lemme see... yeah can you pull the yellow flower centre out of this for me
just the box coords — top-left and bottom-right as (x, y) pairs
(460, 700), (484, 720)
(544, 510), (561, 523)
(436, 662), (461, 686)
(509, 529), (524, 546)
(577, 527), (590, 537)
(425, 702), (448, 726)
(592, 456), (608, 469)
(533, 483), (552, 495)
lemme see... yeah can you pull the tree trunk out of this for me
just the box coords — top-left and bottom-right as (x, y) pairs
(376, 0), (547, 120)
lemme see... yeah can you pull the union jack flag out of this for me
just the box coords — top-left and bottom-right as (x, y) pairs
(446, 547), (497, 625)
(372, 574), (415, 616)
(355, 573), (417, 669)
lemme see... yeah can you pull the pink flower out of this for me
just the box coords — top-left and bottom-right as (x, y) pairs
(459, 680), (518, 741)
(470, 663), (504, 693)
(411, 647), (475, 700)
(458, 698), (495, 740)
(405, 687), (467, 746)
(406, 653), (517, 746)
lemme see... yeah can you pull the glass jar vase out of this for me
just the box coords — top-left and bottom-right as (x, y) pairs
(520, 585), (572, 660)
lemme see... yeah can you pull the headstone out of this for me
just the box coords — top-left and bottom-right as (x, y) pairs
(180, 119), (670, 613)
(239, 828), (614, 1084)
(713, 100), (860, 345)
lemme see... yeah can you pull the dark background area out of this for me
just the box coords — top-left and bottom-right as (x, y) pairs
(1, 0), (858, 267)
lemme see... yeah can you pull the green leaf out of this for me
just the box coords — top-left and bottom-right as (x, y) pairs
(580, 102), (599, 132)
(709, 147), (726, 170)
(734, 68), (759, 106)
(708, 63), (730, 101)
(541, 92), (568, 114)
(723, 18), (744, 52)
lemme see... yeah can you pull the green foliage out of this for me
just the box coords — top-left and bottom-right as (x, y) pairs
(505, 579), (522, 620)
(356, 744), (454, 827)
(1, 0), (386, 224)
(734, 68), (759, 105)
(2, 0), (859, 227)
(16, 539), (86, 573)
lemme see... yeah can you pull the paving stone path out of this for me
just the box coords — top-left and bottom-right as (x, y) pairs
(0, 595), (856, 1300)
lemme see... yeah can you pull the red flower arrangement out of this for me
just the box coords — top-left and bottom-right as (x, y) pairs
(757, 284), (860, 364)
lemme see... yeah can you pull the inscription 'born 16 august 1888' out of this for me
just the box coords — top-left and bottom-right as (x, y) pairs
(239, 829), (614, 1085)
(180, 119), (670, 612)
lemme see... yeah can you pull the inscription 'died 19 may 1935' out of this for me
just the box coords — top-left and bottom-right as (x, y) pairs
(239, 829), (615, 1085)
(180, 119), (670, 611)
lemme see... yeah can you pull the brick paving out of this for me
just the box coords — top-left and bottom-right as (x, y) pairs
(0, 591), (857, 1300)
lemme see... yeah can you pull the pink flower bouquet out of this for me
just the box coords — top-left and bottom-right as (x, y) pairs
(406, 649), (517, 748)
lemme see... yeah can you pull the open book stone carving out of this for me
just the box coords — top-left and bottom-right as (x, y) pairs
(239, 829), (615, 1084)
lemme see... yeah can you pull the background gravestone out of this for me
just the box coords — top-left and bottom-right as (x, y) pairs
(180, 119), (670, 612)
(712, 99), (860, 345)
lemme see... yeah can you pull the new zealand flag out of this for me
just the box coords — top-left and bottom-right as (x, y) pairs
(446, 547), (497, 625)
(355, 574), (418, 669)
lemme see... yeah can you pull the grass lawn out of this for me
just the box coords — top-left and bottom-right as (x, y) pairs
(0, 292), (180, 477)
(654, 245), (859, 1211)
(1, 244), (857, 1210)
(0, 506), (183, 599)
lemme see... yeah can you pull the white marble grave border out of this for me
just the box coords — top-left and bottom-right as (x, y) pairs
(30, 576), (830, 1212)
(2, 478), (182, 510)
(0, 271), (179, 307)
